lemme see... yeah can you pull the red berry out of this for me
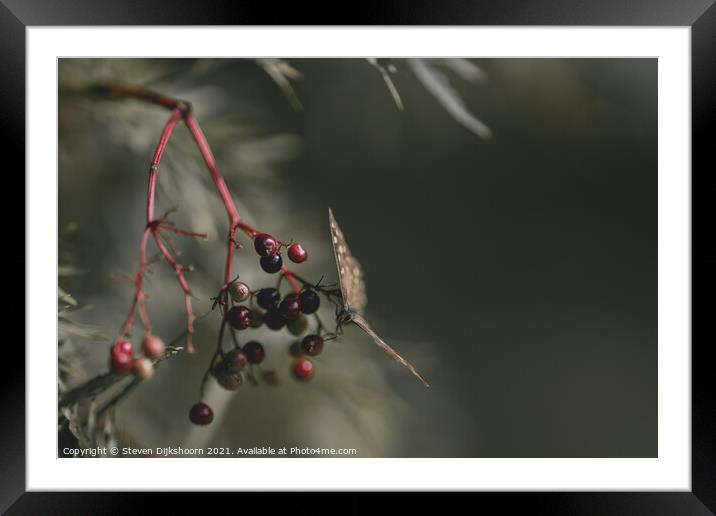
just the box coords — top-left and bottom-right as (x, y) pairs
(226, 305), (253, 330)
(279, 293), (301, 320)
(301, 334), (324, 356)
(141, 335), (165, 359)
(254, 233), (278, 257)
(299, 289), (320, 314)
(256, 288), (280, 310)
(225, 348), (248, 372)
(243, 341), (266, 364)
(110, 340), (133, 374)
(113, 339), (133, 355)
(263, 309), (286, 330)
(189, 402), (214, 425)
(259, 253), (283, 274)
(293, 357), (314, 380)
(110, 347), (133, 374)
(287, 243), (308, 263)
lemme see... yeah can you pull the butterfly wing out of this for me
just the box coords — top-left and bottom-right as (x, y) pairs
(328, 208), (367, 314)
(329, 209), (426, 386)
(352, 313), (430, 387)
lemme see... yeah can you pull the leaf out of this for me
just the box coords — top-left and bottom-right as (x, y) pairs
(442, 58), (487, 84)
(58, 286), (78, 307)
(58, 319), (106, 341)
(256, 59), (304, 112)
(367, 58), (404, 111)
(408, 58), (492, 140)
(58, 265), (88, 277)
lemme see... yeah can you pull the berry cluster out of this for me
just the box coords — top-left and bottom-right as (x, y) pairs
(253, 285), (320, 331)
(201, 281), (324, 386)
(186, 232), (341, 426)
(254, 233), (308, 274)
(109, 334), (166, 381)
(96, 83), (343, 429)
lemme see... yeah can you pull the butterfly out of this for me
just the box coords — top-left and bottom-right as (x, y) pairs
(328, 208), (429, 387)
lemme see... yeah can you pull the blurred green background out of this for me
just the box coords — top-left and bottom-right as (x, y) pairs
(58, 58), (656, 457)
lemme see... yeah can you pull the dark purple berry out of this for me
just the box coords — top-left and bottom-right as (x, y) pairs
(254, 233), (278, 257)
(279, 293), (301, 320)
(259, 253), (283, 274)
(301, 334), (324, 356)
(287, 243), (308, 263)
(256, 288), (280, 310)
(224, 348), (248, 372)
(299, 289), (320, 314)
(189, 402), (214, 425)
(226, 305), (253, 330)
(243, 341), (266, 364)
(263, 309), (286, 330)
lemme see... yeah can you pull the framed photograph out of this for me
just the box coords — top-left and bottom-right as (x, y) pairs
(5, 0), (713, 512)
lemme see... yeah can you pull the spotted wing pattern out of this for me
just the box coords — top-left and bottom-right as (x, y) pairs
(328, 208), (429, 387)
(328, 208), (367, 314)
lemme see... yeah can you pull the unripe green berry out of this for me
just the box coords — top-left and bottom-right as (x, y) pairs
(229, 281), (251, 302)
(132, 357), (154, 380)
(213, 362), (243, 391)
(224, 348), (248, 372)
(250, 309), (264, 328)
(287, 314), (308, 336)
(262, 370), (280, 385)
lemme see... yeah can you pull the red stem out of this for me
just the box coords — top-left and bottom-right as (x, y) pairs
(118, 226), (153, 339)
(99, 82), (187, 112)
(109, 82), (302, 351)
(183, 114), (241, 290)
(281, 267), (300, 293)
(183, 115), (240, 225)
(151, 230), (197, 352)
(182, 114), (299, 294)
(118, 110), (181, 342)
(147, 109), (182, 221)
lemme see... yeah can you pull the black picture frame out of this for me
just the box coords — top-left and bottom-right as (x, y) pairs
(4, 0), (713, 513)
